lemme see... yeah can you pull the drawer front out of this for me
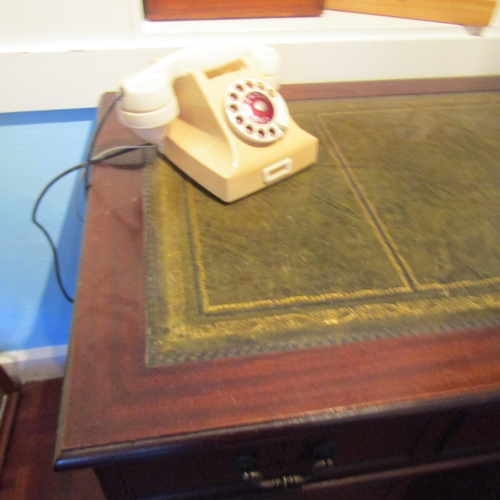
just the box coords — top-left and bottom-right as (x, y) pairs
(120, 413), (428, 499)
(234, 477), (393, 500)
(440, 402), (500, 458)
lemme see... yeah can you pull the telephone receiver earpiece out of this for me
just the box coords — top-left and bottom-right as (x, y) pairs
(116, 44), (281, 143)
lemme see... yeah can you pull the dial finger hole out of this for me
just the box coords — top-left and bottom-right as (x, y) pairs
(230, 92), (238, 101)
(258, 129), (265, 138)
(236, 116), (243, 125)
(230, 104), (238, 113)
(246, 124), (253, 134)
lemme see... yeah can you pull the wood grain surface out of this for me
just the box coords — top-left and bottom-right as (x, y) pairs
(144, 0), (322, 21)
(55, 82), (500, 471)
(0, 379), (104, 500)
(0, 367), (18, 474)
(1, 381), (498, 500)
(324, 0), (496, 26)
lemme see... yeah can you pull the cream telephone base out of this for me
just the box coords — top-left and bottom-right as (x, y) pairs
(117, 44), (318, 202)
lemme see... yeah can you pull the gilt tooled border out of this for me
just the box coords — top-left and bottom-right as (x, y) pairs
(144, 99), (500, 363)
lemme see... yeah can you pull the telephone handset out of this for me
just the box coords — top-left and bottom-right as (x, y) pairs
(117, 44), (318, 202)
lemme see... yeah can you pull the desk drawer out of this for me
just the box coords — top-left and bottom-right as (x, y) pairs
(440, 402), (500, 458)
(118, 413), (428, 499)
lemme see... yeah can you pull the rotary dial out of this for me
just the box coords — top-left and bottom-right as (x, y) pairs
(224, 79), (289, 145)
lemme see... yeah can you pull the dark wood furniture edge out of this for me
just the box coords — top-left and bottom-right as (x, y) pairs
(0, 366), (19, 473)
(281, 76), (500, 100)
(303, 450), (500, 493)
(55, 386), (500, 470)
(54, 82), (500, 475)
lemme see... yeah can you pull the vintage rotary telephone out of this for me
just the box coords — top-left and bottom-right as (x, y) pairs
(116, 44), (319, 202)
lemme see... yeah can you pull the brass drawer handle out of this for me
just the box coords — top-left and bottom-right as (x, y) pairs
(242, 470), (307, 490)
(237, 446), (336, 492)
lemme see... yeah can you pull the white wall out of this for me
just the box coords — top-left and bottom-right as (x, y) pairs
(0, 108), (94, 382)
(0, 0), (130, 50)
(1, 0), (500, 112)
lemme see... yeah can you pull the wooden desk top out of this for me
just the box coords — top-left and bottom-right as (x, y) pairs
(54, 84), (500, 471)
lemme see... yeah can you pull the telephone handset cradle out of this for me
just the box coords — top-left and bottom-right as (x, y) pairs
(117, 44), (318, 202)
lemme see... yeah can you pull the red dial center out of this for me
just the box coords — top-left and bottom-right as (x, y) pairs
(242, 92), (274, 124)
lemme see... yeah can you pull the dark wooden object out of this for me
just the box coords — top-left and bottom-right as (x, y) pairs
(0, 366), (18, 474)
(55, 80), (500, 500)
(280, 75), (500, 101)
(0, 379), (497, 500)
(0, 379), (104, 500)
(144, 0), (322, 21)
(324, 0), (496, 27)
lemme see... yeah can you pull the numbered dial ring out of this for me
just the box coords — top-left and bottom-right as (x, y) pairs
(224, 79), (289, 145)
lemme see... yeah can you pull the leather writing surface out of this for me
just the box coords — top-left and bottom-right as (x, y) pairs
(144, 92), (500, 366)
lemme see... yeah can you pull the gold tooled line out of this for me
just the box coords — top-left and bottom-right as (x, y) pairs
(202, 287), (409, 313)
(417, 276), (500, 292)
(186, 179), (410, 314)
(160, 292), (500, 345)
(186, 185), (213, 312)
(319, 116), (416, 291)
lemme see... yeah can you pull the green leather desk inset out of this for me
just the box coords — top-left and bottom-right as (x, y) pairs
(144, 91), (500, 366)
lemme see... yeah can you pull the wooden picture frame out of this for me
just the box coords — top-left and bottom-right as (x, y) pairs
(143, 0), (323, 21)
(324, 0), (496, 27)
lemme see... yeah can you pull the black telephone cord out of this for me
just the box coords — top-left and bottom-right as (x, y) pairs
(32, 145), (155, 303)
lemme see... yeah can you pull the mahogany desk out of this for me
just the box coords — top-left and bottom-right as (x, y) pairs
(55, 85), (500, 500)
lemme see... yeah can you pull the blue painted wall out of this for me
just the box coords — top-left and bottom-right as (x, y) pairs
(0, 108), (96, 352)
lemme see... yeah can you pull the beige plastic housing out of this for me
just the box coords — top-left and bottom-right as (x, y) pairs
(120, 53), (319, 203)
(165, 59), (317, 202)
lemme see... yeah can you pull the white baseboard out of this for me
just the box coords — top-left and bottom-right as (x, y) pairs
(0, 345), (68, 383)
